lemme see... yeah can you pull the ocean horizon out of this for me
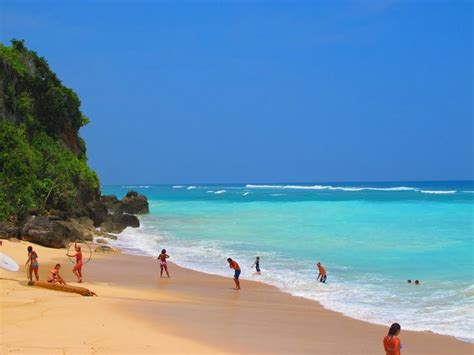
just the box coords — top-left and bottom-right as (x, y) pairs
(102, 180), (473, 342)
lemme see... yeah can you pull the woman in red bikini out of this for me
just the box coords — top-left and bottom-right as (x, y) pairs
(48, 264), (67, 285)
(383, 323), (402, 355)
(66, 242), (83, 283)
(158, 249), (170, 278)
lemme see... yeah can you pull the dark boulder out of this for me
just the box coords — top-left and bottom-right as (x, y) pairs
(100, 214), (140, 234)
(0, 223), (20, 239)
(21, 216), (97, 248)
(101, 195), (123, 214)
(121, 191), (149, 214)
(21, 216), (70, 248)
(87, 200), (108, 227)
(57, 217), (95, 242)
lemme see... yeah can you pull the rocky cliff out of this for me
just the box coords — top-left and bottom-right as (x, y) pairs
(0, 39), (149, 247)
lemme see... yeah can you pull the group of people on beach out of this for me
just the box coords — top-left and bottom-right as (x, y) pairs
(20, 243), (403, 354)
(25, 242), (84, 285)
(158, 249), (327, 291)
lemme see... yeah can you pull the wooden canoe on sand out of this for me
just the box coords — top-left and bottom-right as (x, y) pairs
(30, 281), (97, 296)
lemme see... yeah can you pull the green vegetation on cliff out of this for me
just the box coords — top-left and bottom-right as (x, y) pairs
(0, 40), (100, 223)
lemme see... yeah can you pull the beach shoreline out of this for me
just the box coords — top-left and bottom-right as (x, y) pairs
(1, 240), (472, 354)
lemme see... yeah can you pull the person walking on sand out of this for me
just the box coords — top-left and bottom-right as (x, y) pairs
(316, 262), (327, 283)
(25, 246), (39, 282)
(66, 242), (83, 283)
(383, 323), (402, 355)
(158, 249), (170, 278)
(227, 258), (241, 290)
(252, 256), (261, 275)
(47, 264), (67, 285)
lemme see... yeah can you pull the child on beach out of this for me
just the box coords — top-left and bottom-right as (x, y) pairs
(66, 242), (83, 283)
(47, 264), (67, 285)
(383, 322), (402, 355)
(158, 249), (170, 278)
(25, 246), (39, 282)
(227, 258), (241, 290)
(316, 262), (327, 283)
(252, 256), (261, 275)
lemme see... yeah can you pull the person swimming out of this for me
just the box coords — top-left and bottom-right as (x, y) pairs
(383, 322), (401, 355)
(414, 280), (420, 285)
(227, 258), (241, 290)
(158, 249), (170, 278)
(25, 246), (39, 282)
(48, 264), (67, 285)
(252, 256), (261, 275)
(316, 262), (327, 283)
(66, 242), (83, 283)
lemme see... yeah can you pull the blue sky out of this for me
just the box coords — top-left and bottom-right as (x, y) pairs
(1, 0), (472, 184)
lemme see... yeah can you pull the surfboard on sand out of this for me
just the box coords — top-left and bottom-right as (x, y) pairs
(0, 252), (20, 272)
(30, 281), (97, 296)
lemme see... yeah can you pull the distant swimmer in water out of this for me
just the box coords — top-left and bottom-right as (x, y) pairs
(252, 256), (261, 275)
(407, 280), (412, 284)
(158, 249), (170, 278)
(66, 242), (83, 283)
(48, 264), (67, 285)
(414, 280), (420, 285)
(227, 258), (241, 290)
(316, 262), (327, 283)
(26, 246), (39, 282)
(383, 322), (402, 355)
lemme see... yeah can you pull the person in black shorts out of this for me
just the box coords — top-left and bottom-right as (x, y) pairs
(252, 256), (261, 275)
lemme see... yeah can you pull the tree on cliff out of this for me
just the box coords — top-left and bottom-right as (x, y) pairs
(0, 39), (100, 223)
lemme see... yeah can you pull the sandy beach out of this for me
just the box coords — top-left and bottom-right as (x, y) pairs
(0, 240), (472, 354)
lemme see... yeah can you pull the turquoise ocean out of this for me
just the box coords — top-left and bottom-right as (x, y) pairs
(102, 181), (473, 341)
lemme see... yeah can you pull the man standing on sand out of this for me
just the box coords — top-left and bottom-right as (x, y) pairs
(316, 262), (327, 283)
(227, 258), (241, 290)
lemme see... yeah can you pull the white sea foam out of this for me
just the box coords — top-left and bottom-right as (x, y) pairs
(246, 184), (416, 192)
(172, 185), (185, 189)
(186, 186), (197, 190)
(206, 191), (214, 193)
(463, 190), (474, 194)
(420, 190), (456, 194)
(214, 190), (226, 194)
(112, 221), (474, 343)
(270, 193), (286, 196)
(242, 192), (250, 196)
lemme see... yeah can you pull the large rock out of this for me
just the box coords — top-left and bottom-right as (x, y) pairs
(87, 200), (108, 227)
(21, 216), (70, 248)
(100, 214), (140, 234)
(57, 217), (95, 242)
(101, 195), (123, 214)
(0, 223), (20, 239)
(21, 216), (97, 248)
(121, 191), (149, 214)
(94, 245), (119, 253)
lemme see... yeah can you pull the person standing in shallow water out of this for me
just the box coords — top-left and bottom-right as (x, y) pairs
(227, 258), (241, 290)
(383, 323), (402, 355)
(316, 262), (327, 283)
(252, 256), (261, 275)
(158, 249), (170, 278)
